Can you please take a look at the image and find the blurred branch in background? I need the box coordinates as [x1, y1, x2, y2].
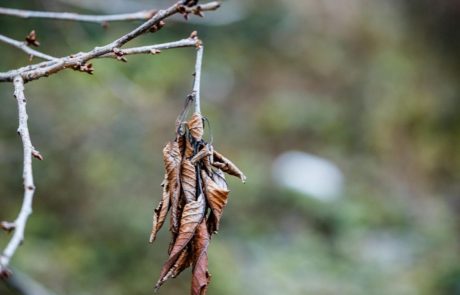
[3, 268, 57, 295]
[0, 0, 220, 281]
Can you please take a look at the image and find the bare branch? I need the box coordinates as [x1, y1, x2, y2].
[0, 76, 38, 277]
[0, 1, 220, 83]
[0, 7, 156, 24]
[101, 37, 198, 60]
[193, 45, 204, 114]
[0, 33, 57, 61]
[0, 2, 220, 24]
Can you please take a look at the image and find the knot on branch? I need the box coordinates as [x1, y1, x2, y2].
[72, 63, 93, 74]
[189, 31, 202, 48]
[149, 20, 165, 33]
[1, 221, 15, 233]
[32, 148, 43, 160]
[25, 30, 40, 47]
[112, 48, 127, 62]
[177, 4, 207, 20]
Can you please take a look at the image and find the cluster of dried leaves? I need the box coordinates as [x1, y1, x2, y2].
[150, 104, 245, 294]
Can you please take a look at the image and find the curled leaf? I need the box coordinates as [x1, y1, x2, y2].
[211, 169, 228, 190]
[149, 176, 170, 243]
[213, 150, 246, 183]
[157, 247, 193, 288]
[156, 194, 205, 289]
[181, 159, 197, 203]
[163, 141, 182, 233]
[191, 219, 211, 295]
[202, 170, 230, 231]
[190, 144, 212, 165]
[188, 112, 204, 142]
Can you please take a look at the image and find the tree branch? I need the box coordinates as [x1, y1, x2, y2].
[0, 76, 38, 277]
[0, 1, 220, 83]
[100, 37, 199, 59]
[0, 7, 157, 24]
[0, 2, 220, 24]
[193, 45, 204, 114]
[0, 34, 57, 61]
[0, 0, 217, 279]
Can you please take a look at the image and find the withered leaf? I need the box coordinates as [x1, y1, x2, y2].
[213, 150, 247, 183]
[201, 170, 229, 231]
[181, 159, 197, 203]
[149, 176, 170, 243]
[211, 168, 228, 190]
[191, 219, 211, 295]
[157, 246, 193, 289]
[190, 144, 212, 165]
[156, 194, 205, 289]
[184, 135, 195, 159]
[163, 141, 182, 233]
[188, 112, 204, 142]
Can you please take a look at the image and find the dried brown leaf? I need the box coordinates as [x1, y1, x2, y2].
[190, 144, 212, 165]
[184, 136, 195, 159]
[149, 176, 170, 243]
[188, 112, 204, 142]
[181, 159, 197, 203]
[163, 141, 182, 233]
[157, 246, 193, 288]
[191, 219, 211, 295]
[213, 150, 247, 183]
[202, 170, 230, 231]
[211, 169, 228, 190]
[156, 194, 205, 289]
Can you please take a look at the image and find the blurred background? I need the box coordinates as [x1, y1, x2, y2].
[1, 0, 460, 294]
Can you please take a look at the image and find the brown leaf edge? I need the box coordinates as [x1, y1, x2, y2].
[191, 219, 211, 295]
[149, 176, 171, 243]
[155, 194, 205, 290]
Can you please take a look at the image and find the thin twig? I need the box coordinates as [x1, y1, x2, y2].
[0, 2, 220, 24]
[0, 1, 220, 83]
[0, 7, 157, 24]
[100, 37, 199, 59]
[193, 45, 204, 114]
[0, 34, 57, 61]
[0, 76, 37, 276]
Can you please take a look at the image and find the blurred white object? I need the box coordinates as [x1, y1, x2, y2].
[272, 151, 343, 202]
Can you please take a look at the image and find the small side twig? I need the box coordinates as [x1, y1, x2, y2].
[101, 37, 199, 59]
[1, 76, 38, 277]
[0, 34, 57, 61]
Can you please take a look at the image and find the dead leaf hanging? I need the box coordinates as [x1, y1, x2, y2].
[155, 194, 205, 289]
[188, 112, 204, 142]
[149, 176, 171, 243]
[163, 141, 182, 233]
[201, 170, 230, 232]
[212, 150, 247, 183]
[150, 55, 245, 294]
[191, 219, 211, 295]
